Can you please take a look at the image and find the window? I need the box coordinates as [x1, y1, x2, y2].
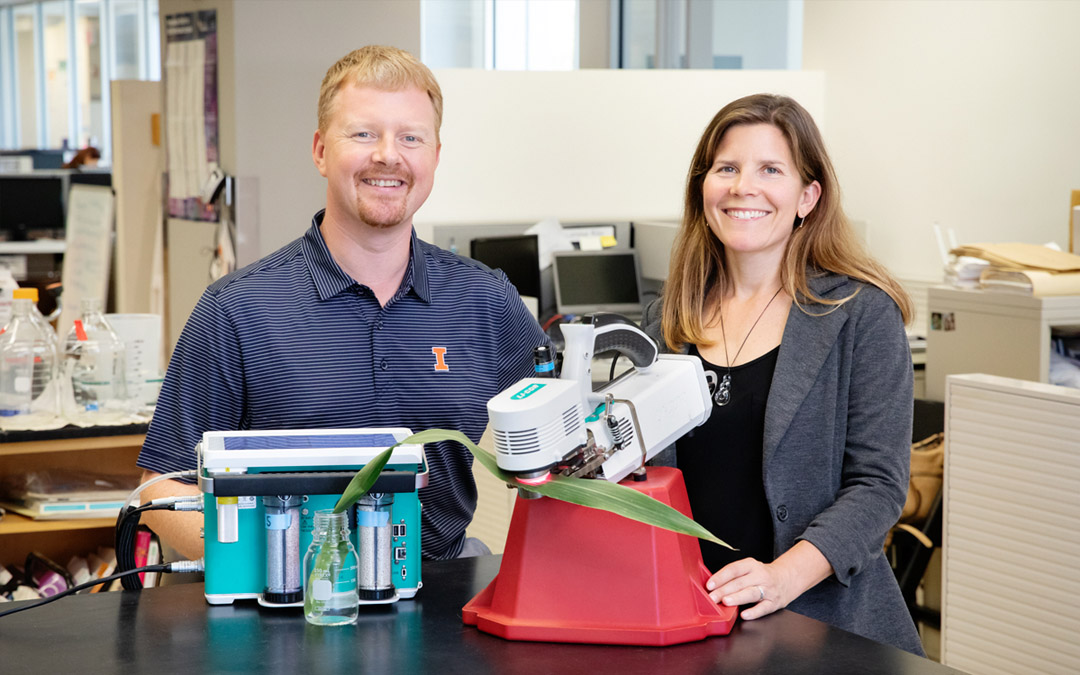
[710, 0, 800, 70]
[493, 0, 577, 70]
[112, 0, 141, 79]
[0, 0, 161, 160]
[422, 0, 578, 70]
[42, 0, 69, 148]
[75, 0, 103, 149]
[12, 3, 40, 148]
[0, 10, 12, 147]
[620, 0, 659, 69]
[618, 0, 802, 70]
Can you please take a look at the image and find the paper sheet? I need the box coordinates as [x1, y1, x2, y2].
[951, 242, 1080, 272]
[58, 185, 115, 338]
[525, 218, 575, 270]
[980, 267, 1080, 297]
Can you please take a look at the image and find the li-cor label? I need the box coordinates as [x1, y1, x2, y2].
[511, 383, 547, 400]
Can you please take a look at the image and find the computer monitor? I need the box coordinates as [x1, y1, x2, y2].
[0, 149, 64, 170]
[632, 220, 679, 281]
[470, 234, 541, 300]
[0, 175, 66, 240]
[69, 171, 112, 188]
[552, 249, 644, 317]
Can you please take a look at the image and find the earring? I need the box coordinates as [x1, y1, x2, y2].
[793, 214, 804, 230]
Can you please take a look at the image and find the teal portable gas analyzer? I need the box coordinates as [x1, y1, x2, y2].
[197, 428, 427, 606]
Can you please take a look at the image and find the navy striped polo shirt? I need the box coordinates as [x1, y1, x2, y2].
[138, 210, 550, 559]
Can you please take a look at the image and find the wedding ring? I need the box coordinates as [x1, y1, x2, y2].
[756, 585, 765, 602]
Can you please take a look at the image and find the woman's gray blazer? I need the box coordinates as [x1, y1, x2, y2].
[642, 272, 924, 656]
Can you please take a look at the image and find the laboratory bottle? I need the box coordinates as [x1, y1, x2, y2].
[303, 509, 360, 626]
[12, 288, 62, 413]
[62, 298, 128, 425]
[13, 288, 59, 346]
[0, 267, 17, 328]
[0, 298, 61, 429]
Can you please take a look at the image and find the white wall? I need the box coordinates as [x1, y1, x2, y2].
[231, 0, 421, 259]
[804, 0, 1080, 281]
[415, 68, 824, 241]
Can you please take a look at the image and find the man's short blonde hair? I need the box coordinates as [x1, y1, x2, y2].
[317, 45, 443, 139]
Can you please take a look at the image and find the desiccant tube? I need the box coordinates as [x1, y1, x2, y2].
[263, 495, 302, 604]
[216, 496, 239, 543]
[357, 493, 395, 601]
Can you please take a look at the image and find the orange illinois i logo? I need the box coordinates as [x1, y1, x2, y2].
[431, 347, 450, 372]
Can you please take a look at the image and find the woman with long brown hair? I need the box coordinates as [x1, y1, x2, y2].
[642, 94, 923, 655]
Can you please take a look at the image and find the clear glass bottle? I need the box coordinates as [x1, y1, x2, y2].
[0, 267, 18, 329]
[13, 288, 61, 418]
[303, 510, 359, 626]
[0, 298, 61, 429]
[62, 298, 128, 425]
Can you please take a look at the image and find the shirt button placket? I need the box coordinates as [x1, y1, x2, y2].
[374, 311, 388, 379]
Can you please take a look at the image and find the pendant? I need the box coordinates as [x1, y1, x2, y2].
[714, 373, 731, 406]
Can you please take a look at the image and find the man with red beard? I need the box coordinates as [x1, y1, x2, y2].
[137, 46, 548, 561]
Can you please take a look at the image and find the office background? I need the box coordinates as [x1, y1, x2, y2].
[150, 0, 1080, 287]
[3, 3, 1080, 670]
[4, 0, 1080, 310]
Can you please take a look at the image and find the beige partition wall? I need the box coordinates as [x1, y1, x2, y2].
[111, 80, 164, 315]
[942, 374, 1080, 674]
[165, 218, 216, 353]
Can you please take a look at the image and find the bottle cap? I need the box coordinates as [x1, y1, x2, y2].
[13, 288, 39, 303]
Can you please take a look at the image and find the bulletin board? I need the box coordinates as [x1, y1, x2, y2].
[163, 9, 219, 222]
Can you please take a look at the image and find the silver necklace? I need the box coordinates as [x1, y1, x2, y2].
[714, 286, 783, 406]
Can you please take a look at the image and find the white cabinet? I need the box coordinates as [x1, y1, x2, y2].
[941, 374, 1080, 674]
[925, 287, 1080, 401]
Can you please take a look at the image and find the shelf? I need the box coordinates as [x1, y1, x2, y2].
[0, 511, 116, 535]
[0, 423, 149, 450]
[0, 239, 66, 254]
[0, 433, 146, 457]
[0, 429, 147, 568]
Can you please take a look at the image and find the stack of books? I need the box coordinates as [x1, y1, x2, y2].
[0, 470, 139, 520]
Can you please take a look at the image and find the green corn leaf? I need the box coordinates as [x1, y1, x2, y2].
[399, 428, 733, 550]
[332, 445, 395, 513]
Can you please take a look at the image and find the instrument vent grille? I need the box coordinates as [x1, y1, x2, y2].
[493, 413, 569, 456]
[562, 405, 581, 436]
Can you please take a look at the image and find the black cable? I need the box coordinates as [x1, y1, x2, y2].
[115, 503, 171, 591]
[0, 564, 170, 619]
[609, 353, 622, 382]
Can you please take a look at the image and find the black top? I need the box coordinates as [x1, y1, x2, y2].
[678, 345, 778, 572]
[0, 556, 962, 674]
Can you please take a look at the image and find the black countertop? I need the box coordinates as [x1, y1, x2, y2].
[0, 555, 965, 675]
[0, 422, 149, 445]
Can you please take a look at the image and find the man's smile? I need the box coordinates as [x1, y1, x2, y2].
[362, 178, 406, 188]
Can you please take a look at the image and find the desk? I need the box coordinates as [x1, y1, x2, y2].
[1, 555, 962, 674]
